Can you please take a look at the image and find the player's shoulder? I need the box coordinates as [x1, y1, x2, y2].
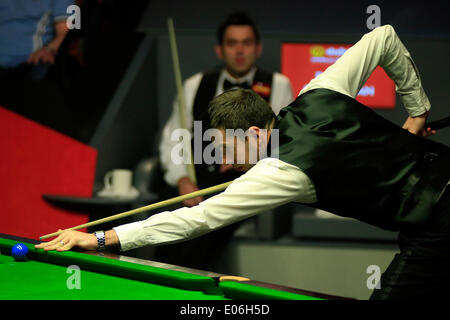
[376, 24, 394, 31]
[183, 72, 204, 89]
[369, 24, 396, 38]
[272, 72, 291, 85]
[184, 72, 204, 83]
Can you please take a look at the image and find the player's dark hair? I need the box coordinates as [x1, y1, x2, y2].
[217, 12, 260, 44]
[208, 89, 275, 131]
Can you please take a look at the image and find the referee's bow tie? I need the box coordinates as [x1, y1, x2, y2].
[223, 79, 251, 91]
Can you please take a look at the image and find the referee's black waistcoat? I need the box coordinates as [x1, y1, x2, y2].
[275, 88, 450, 232]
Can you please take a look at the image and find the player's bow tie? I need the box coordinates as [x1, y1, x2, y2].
[223, 79, 251, 91]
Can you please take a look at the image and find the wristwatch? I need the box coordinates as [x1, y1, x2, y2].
[93, 231, 106, 251]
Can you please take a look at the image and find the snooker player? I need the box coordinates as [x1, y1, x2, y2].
[36, 25, 450, 300]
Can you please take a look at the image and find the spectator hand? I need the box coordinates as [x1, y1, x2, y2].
[177, 177, 204, 207]
[27, 46, 56, 65]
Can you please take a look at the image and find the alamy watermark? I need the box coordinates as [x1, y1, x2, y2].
[66, 5, 81, 30]
[66, 265, 81, 290]
[366, 5, 381, 30]
[366, 265, 381, 290]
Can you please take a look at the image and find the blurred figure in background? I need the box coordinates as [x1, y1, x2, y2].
[156, 12, 293, 271]
[160, 11, 293, 206]
[0, 0, 73, 81]
[0, 0, 149, 143]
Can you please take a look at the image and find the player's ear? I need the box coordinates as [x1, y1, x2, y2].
[248, 126, 261, 138]
[215, 44, 224, 60]
[256, 42, 263, 58]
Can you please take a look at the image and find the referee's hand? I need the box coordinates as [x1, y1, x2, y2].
[177, 177, 204, 207]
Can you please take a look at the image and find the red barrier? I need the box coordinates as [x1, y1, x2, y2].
[0, 107, 97, 240]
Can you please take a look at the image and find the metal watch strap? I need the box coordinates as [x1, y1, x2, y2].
[94, 231, 106, 251]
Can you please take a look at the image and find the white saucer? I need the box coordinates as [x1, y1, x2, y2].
[97, 186, 140, 199]
[314, 209, 349, 219]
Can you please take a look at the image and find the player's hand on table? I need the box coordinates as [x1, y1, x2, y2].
[35, 229, 98, 252]
[177, 177, 204, 207]
[402, 112, 436, 137]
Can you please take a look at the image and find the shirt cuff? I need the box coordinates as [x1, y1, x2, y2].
[400, 85, 431, 117]
[113, 221, 152, 251]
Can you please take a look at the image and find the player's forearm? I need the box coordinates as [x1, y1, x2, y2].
[159, 105, 192, 187]
[377, 25, 430, 116]
[113, 159, 316, 251]
[159, 128, 190, 187]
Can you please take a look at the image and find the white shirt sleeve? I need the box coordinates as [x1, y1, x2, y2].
[113, 158, 316, 251]
[270, 72, 294, 115]
[300, 25, 430, 117]
[159, 73, 203, 187]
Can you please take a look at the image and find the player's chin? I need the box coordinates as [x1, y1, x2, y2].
[230, 64, 252, 77]
[234, 165, 251, 172]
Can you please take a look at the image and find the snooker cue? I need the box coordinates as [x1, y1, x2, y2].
[39, 115, 450, 241]
[167, 17, 197, 185]
[426, 116, 450, 130]
[39, 181, 233, 240]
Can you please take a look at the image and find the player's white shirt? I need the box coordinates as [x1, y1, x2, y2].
[159, 67, 294, 187]
[115, 25, 436, 251]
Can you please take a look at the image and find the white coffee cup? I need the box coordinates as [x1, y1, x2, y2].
[104, 169, 133, 196]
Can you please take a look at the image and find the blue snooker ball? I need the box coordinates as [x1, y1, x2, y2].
[11, 243, 28, 261]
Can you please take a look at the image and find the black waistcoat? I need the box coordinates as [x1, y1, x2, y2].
[275, 89, 450, 231]
[191, 67, 274, 189]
